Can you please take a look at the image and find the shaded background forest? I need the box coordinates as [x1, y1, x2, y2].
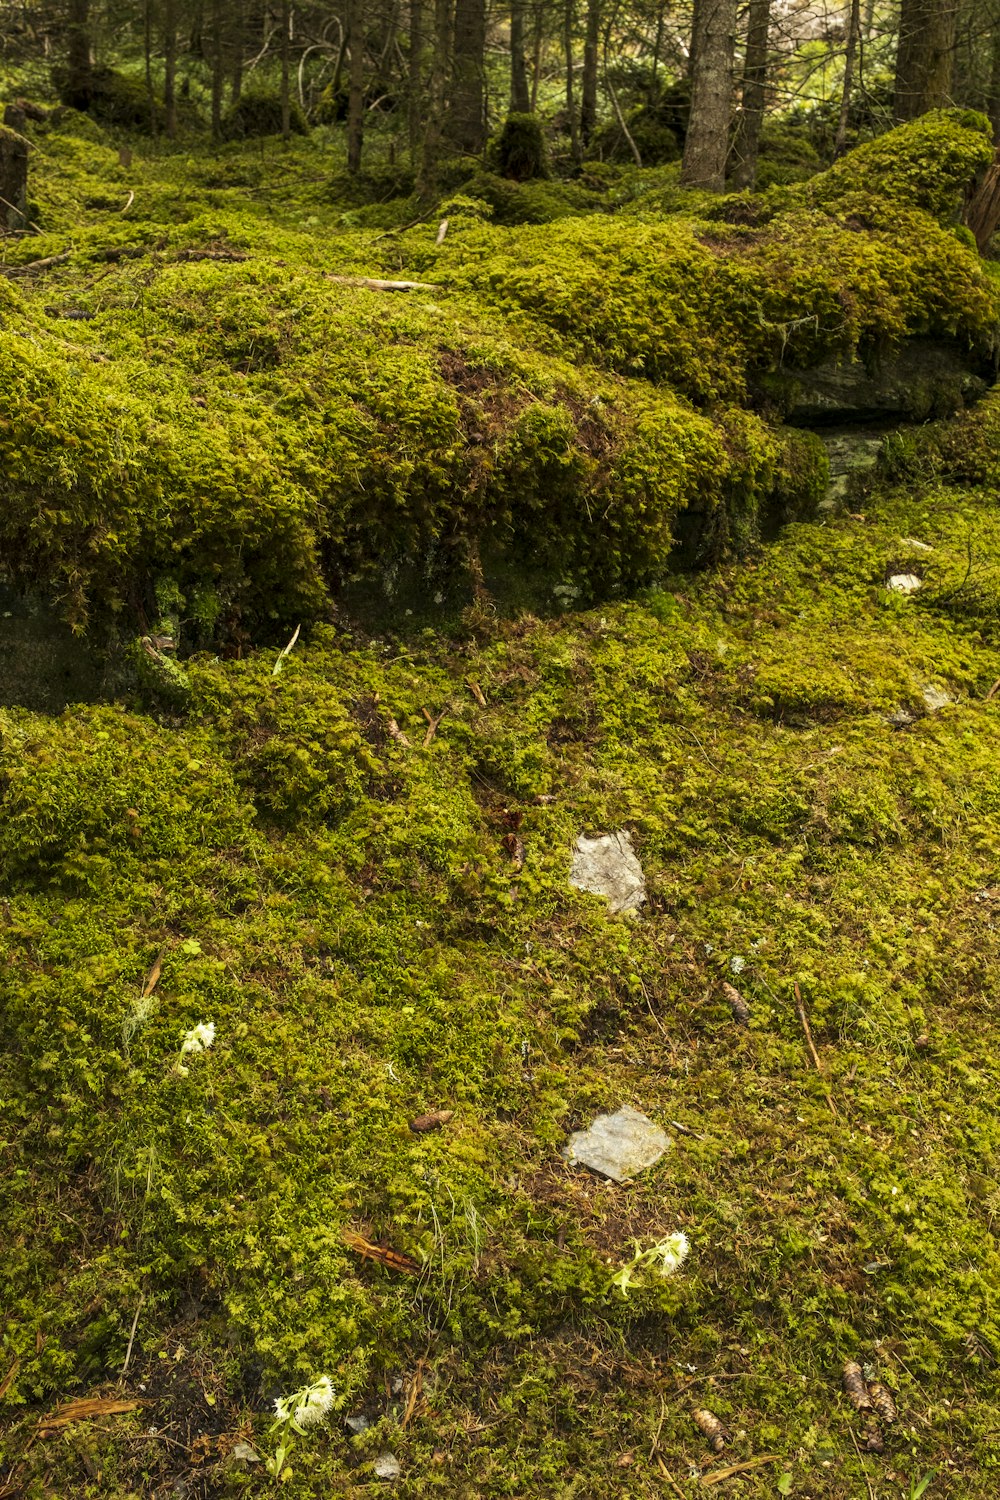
[2, 0, 999, 199]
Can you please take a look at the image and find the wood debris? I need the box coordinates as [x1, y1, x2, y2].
[501, 832, 525, 871]
[409, 1110, 454, 1133]
[692, 1407, 728, 1453]
[37, 1397, 143, 1434]
[342, 1228, 421, 1276]
[466, 679, 487, 707]
[141, 951, 164, 998]
[700, 1454, 781, 1486]
[326, 274, 439, 292]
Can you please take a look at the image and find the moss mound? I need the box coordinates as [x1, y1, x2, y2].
[220, 87, 309, 140]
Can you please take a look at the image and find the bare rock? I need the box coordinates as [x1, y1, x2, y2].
[569, 830, 645, 914]
[887, 573, 921, 595]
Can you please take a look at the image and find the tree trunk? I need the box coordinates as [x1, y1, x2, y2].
[989, 4, 1000, 145]
[231, 0, 244, 102]
[730, 0, 769, 189]
[681, 0, 737, 190]
[833, 0, 861, 157]
[893, 0, 956, 122]
[211, 0, 224, 139]
[144, 0, 158, 137]
[347, 0, 365, 171]
[564, 0, 582, 166]
[580, 0, 600, 145]
[510, 0, 531, 112]
[530, 2, 543, 110]
[280, 0, 291, 141]
[0, 125, 28, 230]
[66, 0, 92, 109]
[448, 0, 486, 153]
[409, 0, 424, 155]
[418, 0, 452, 194]
[164, 0, 178, 139]
[967, 147, 1000, 252]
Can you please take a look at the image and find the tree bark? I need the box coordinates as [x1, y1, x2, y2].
[580, 0, 600, 145]
[833, 0, 861, 157]
[893, 0, 956, 122]
[730, 0, 769, 189]
[211, 0, 224, 139]
[144, 0, 158, 136]
[347, 0, 365, 171]
[989, 3, 1000, 145]
[681, 0, 737, 191]
[280, 0, 291, 141]
[164, 0, 178, 138]
[409, 0, 424, 154]
[967, 147, 1000, 252]
[231, 0, 245, 102]
[0, 125, 29, 230]
[564, 0, 582, 166]
[448, 0, 486, 153]
[510, 0, 531, 111]
[418, 0, 451, 194]
[66, 0, 92, 109]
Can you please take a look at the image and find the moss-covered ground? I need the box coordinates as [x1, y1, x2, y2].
[2, 103, 1000, 1499]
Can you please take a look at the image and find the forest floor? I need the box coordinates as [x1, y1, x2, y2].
[2, 113, 1000, 1500]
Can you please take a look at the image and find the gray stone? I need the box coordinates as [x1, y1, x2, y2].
[569, 831, 646, 915]
[373, 1453, 402, 1480]
[886, 708, 914, 728]
[900, 537, 934, 554]
[887, 574, 921, 595]
[563, 1106, 670, 1183]
[345, 1414, 370, 1435]
[759, 339, 991, 426]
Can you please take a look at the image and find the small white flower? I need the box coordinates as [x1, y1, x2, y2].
[180, 1021, 216, 1056]
[655, 1231, 690, 1276]
[730, 955, 746, 975]
[273, 1375, 335, 1432]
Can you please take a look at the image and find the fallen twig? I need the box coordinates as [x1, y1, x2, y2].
[1, 249, 69, 276]
[121, 190, 135, 215]
[466, 679, 487, 708]
[656, 1454, 687, 1499]
[422, 705, 448, 746]
[387, 716, 411, 748]
[120, 1295, 144, 1377]
[794, 981, 838, 1115]
[700, 1454, 781, 1486]
[326, 273, 439, 292]
[986, 678, 1000, 701]
[0, 1359, 19, 1402]
[435, 218, 449, 245]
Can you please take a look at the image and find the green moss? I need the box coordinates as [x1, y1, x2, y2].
[808, 109, 994, 224]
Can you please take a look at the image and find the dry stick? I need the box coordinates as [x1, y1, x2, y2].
[656, 1454, 688, 1500]
[121, 190, 135, 214]
[794, 981, 838, 1116]
[986, 678, 1000, 701]
[1, 248, 69, 275]
[700, 1454, 781, 1486]
[326, 273, 439, 292]
[649, 1394, 667, 1460]
[120, 1295, 144, 1378]
[422, 706, 448, 747]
